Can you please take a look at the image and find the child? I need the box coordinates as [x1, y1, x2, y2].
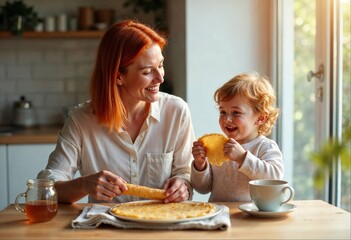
[191, 73, 284, 202]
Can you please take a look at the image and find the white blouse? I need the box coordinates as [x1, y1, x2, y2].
[38, 92, 195, 203]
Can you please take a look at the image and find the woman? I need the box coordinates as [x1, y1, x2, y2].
[37, 20, 195, 204]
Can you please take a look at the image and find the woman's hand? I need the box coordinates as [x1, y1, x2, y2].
[81, 170, 128, 201]
[224, 138, 247, 165]
[163, 177, 189, 203]
[192, 140, 208, 171]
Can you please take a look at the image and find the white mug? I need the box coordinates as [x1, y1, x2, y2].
[249, 179, 294, 212]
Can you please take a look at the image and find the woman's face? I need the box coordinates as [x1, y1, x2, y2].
[218, 95, 260, 144]
[118, 44, 164, 104]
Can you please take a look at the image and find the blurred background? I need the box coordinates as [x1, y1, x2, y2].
[0, 0, 349, 212]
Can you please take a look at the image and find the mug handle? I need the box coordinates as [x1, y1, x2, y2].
[15, 192, 26, 215]
[281, 186, 295, 205]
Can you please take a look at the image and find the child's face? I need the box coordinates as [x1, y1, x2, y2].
[218, 95, 260, 144]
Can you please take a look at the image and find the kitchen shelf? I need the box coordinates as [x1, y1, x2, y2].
[0, 31, 104, 39]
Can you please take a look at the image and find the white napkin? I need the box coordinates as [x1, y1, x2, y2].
[71, 204, 231, 230]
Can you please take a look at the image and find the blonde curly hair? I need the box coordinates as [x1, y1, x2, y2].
[214, 73, 279, 136]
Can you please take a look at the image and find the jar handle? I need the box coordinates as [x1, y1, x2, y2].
[15, 192, 26, 215]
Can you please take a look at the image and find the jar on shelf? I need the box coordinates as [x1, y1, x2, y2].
[78, 7, 94, 30]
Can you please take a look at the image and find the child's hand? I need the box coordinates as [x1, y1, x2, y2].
[192, 141, 207, 171]
[224, 138, 247, 165]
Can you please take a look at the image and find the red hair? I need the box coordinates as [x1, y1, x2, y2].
[89, 20, 167, 132]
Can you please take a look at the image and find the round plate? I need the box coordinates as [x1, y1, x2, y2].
[109, 200, 222, 224]
[238, 202, 297, 218]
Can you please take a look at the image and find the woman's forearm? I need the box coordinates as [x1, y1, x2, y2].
[54, 177, 87, 203]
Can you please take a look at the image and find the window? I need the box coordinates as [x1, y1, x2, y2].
[277, 0, 350, 211]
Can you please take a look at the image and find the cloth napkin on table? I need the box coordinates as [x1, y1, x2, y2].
[71, 204, 231, 231]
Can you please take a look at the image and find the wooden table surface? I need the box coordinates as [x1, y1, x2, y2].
[0, 125, 61, 144]
[0, 200, 349, 239]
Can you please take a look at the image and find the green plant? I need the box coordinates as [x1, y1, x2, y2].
[122, 0, 166, 30]
[310, 124, 351, 189]
[123, 0, 165, 13]
[0, 0, 39, 35]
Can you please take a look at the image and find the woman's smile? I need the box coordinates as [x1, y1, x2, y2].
[145, 85, 159, 92]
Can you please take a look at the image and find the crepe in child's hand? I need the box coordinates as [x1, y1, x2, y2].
[199, 133, 229, 166]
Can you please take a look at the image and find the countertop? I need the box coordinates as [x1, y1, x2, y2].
[0, 125, 62, 144]
[0, 200, 349, 239]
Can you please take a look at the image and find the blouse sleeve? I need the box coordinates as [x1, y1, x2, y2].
[37, 115, 81, 181]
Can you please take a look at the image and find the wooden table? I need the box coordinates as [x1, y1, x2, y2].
[0, 200, 349, 239]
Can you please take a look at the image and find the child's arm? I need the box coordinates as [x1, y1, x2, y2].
[238, 139, 284, 180]
[191, 140, 208, 171]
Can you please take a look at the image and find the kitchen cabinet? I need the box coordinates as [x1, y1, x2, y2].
[0, 143, 87, 210]
[7, 144, 56, 205]
[0, 145, 8, 211]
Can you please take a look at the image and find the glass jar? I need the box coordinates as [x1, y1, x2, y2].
[15, 179, 58, 222]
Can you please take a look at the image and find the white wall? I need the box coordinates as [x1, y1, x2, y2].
[169, 0, 273, 136]
[168, 0, 274, 201]
[0, 38, 98, 125]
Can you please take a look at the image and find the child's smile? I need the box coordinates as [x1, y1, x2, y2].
[219, 95, 260, 144]
[224, 124, 238, 134]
